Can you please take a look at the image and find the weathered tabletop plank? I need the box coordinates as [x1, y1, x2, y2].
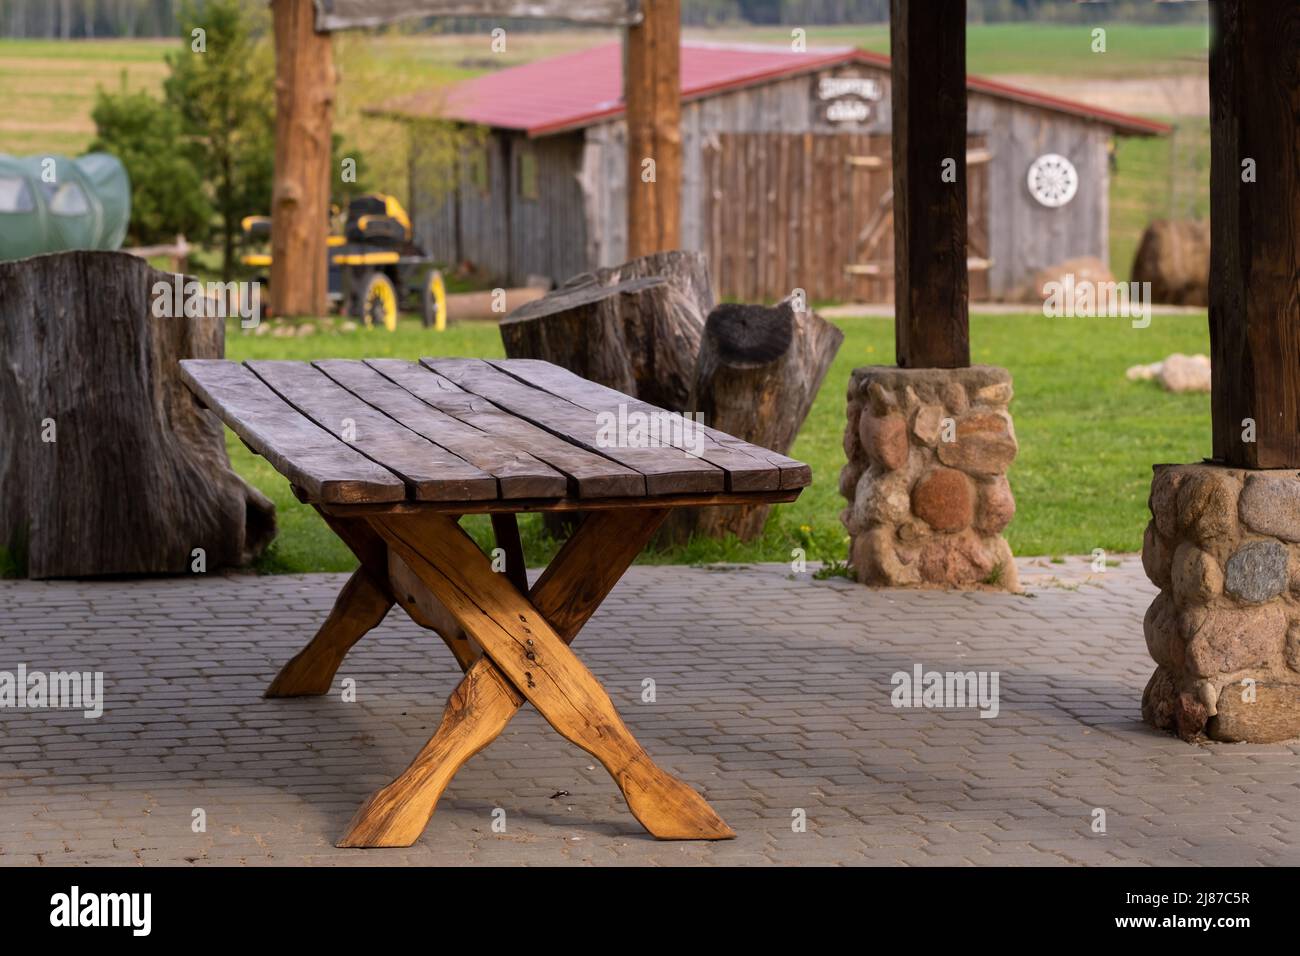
[366, 359, 644, 498]
[179, 359, 406, 503]
[489, 358, 787, 492]
[314, 359, 568, 500]
[426, 358, 726, 496]
[483, 361, 808, 489]
[246, 360, 498, 502]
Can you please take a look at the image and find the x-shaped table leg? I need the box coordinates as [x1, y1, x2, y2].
[264, 513, 396, 697]
[265, 509, 479, 696]
[336, 508, 734, 847]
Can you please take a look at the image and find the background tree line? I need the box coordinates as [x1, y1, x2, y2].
[0, 0, 1207, 38]
[2, 0, 178, 38]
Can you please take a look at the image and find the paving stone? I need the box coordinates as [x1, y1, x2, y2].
[1, 561, 1298, 865]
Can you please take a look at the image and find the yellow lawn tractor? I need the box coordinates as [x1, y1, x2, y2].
[241, 192, 446, 330]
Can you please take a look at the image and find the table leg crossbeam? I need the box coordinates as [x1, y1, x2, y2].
[266, 508, 734, 847]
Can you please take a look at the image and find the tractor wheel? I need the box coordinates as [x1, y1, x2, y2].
[422, 269, 447, 330]
[360, 272, 398, 332]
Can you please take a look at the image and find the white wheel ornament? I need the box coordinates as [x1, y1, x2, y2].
[1026, 153, 1078, 208]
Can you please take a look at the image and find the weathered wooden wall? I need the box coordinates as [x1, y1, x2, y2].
[701, 131, 989, 303]
[412, 131, 588, 286]
[413, 60, 1118, 301]
[411, 132, 508, 278]
[510, 133, 589, 282]
[586, 64, 1112, 301]
[968, 97, 1111, 298]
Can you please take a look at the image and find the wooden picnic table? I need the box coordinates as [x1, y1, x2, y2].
[180, 357, 810, 846]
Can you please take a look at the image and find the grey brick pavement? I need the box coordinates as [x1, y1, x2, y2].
[1, 555, 1297, 866]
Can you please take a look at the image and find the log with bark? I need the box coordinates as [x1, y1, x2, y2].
[660, 298, 843, 544]
[500, 250, 711, 411]
[0, 250, 276, 578]
[270, 0, 335, 317]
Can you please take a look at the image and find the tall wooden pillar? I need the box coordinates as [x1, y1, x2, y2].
[1208, 0, 1300, 468]
[889, 0, 969, 369]
[270, 0, 334, 318]
[625, 0, 681, 258]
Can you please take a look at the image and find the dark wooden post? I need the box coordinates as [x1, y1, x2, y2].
[625, 0, 681, 257]
[1208, 0, 1300, 468]
[270, 0, 335, 318]
[889, 0, 969, 368]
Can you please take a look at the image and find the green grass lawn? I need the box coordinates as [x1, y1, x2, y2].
[1111, 119, 1210, 282]
[225, 309, 1211, 573]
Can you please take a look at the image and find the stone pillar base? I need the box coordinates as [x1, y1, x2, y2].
[1141, 463, 1300, 743]
[839, 365, 1019, 591]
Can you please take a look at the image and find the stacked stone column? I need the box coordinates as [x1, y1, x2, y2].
[1142, 464, 1300, 742]
[840, 366, 1019, 591]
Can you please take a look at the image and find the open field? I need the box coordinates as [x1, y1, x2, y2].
[0, 25, 1207, 281]
[0, 31, 612, 156]
[223, 310, 1211, 573]
[0, 38, 171, 154]
[707, 21, 1208, 78]
[0, 22, 1211, 151]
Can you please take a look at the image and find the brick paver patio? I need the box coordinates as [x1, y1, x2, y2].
[2, 557, 1297, 866]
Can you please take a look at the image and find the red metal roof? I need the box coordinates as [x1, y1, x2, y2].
[377, 41, 1170, 138]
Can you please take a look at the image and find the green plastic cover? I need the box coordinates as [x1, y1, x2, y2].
[0, 153, 131, 261]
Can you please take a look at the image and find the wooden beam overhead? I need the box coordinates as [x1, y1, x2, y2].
[625, 0, 682, 258]
[312, 0, 643, 31]
[1208, 0, 1300, 468]
[889, 0, 970, 369]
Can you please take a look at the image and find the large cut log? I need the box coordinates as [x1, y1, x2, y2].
[499, 277, 647, 400]
[500, 250, 711, 412]
[568, 249, 715, 315]
[661, 299, 843, 544]
[0, 251, 276, 578]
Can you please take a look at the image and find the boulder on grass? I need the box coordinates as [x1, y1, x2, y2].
[1126, 353, 1211, 393]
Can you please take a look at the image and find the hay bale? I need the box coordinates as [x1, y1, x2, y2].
[1131, 219, 1210, 306]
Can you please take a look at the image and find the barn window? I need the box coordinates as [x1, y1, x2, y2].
[517, 149, 539, 201]
[467, 147, 489, 197]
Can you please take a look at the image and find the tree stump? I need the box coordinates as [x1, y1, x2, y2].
[574, 249, 715, 321]
[660, 299, 843, 544]
[500, 251, 713, 540]
[499, 277, 649, 399]
[501, 250, 711, 411]
[0, 251, 276, 578]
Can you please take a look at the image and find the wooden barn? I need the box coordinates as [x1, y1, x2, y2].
[377, 41, 1169, 302]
